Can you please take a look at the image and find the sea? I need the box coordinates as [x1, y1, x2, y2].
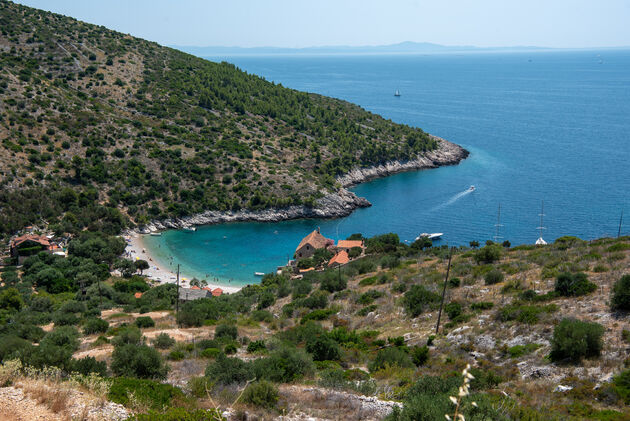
[143, 50, 630, 286]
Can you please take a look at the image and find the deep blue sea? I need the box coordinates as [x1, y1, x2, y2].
[144, 51, 630, 285]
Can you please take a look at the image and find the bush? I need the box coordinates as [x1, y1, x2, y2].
[550, 318, 604, 362]
[111, 344, 169, 379]
[214, 324, 237, 341]
[201, 348, 222, 359]
[555, 272, 597, 297]
[448, 277, 461, 288]
[444, 302, 462, 320]
[135, 316, 155, 328]
[613, 369, 630, 404]
[41, 326, 80, 351]
[368, 347, 413, 372]
[410, 346, 429, 366]
[108, 377, 187, 410]
[205, 353, 253, 385]
[83, 318, 109, 335]
[241, 380, 279, 409]
[152, 333, 176, 349]
[224, 343, 237, 355]
[474, 245, 502, 264]
[168, 350, 186, 361]
[470, 302, 494, 311]
[112, 326, 143, 346]
[403, 285, 440, 317]
[611, 275, 630, 311]
[484, 269, 504, 285]
[126, 408, 224, 421]
[320, 273, 347, 292]
[306, 335, 340, 361]
[69, 356, 107, 376]
[252, 346, 314, 382]
[247, 340, 266, 353]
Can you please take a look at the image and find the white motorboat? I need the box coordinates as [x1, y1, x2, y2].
[415, 232, 443, 241]
[254, 272, 265, 277]
[469, 185, 475, 191]
[184, 226, 196, 232]
[150, 232, 162, 236]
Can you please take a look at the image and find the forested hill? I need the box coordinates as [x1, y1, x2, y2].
[0, 1, 447, 236]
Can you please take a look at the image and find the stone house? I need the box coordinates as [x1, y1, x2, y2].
[295, 228, 334, 260]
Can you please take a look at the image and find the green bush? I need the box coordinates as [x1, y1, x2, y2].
[112, 326, 143, 346]
[410, 346, 429, 366]
[470, 302, 494, 311]
[109, 377, 187, 410]
[252, 346, 314, 382]
[555, 272, 597, 297]
[403, 285, 440, 317]
[214, 324, 237, 341]
[205, 353, 253, 385]
[111, 344, 169, 379]
[224, 343, 237, 355]
[368, 347, 413, 372]
[125, 408, 224, 421]
[550, 318, 604, 362]
[507, 343, 541, 358]
[611, 275, 630, 311]
[135, 316, 155, 328]
[152, 333, 176, 350]
[448, 277, 461, 288]
[306, 335, 340, 361]
[201, 348, 222, 359]
[357, 290, 385, 305]
[69, 356, 107, 376]
[613, 369, 630, 404]
[484, 269, 504, 285]
[241, 380, 279, 409]
[247, 340, 266, 353]
[83, 318, 109, 335]
[445, 302, 463, 320]
[474, 245, 502, 264]
[168, 350, 186, 361]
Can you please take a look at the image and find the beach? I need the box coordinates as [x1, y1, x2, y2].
[124, 233, 241, 294]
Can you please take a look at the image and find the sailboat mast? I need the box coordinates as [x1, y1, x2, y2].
[619, 210, 624, 238]
[494, 204, 503, 243]
[540, 201, 544, 239]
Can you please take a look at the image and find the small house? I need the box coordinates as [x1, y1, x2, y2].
[295, 228, 334, 260]
[336, 239, 364, 254]
[10, 234, 53, 264]
[328, 250, 349, 267]
[179, 288, 212, 301]
[211, 287, 223, 297]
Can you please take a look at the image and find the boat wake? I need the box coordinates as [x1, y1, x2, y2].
[428, 187, 475, 213]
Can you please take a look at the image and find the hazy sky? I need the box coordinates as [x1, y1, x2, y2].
[15, 0, 630, 48]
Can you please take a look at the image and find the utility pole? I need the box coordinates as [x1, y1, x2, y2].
[619, 210, 624, 238]
[435, 247, 454, 335]
[176, 264, 180, 326]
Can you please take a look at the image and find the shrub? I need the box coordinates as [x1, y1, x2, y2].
[108, 377, 187, 410]
[320, 273, 347, 292]
[470, 302, 494, 311]
[135, 316, 155, 328]
[611, 275, 630, 311]
[126, 408, 224, 421]
[168, 350, 186, 361]
[111, 344, 168, 379]
[241, 380, 279, 409]
[555, 272, 597, 297]
[368, 347, 413, 372]
[112, 326, 143, 346]
[484, 269, 504, 285]
[0, 335, 34, 362]
[251, 310, 274, 323]
[410, 346, 429, 366]
[214, 324, 237, 341]
[252, 346, 314, 382]
[357, 290, 384, 305]
[224, 343, 238, 355]
[445, 302, 463, 320]
[550, 318, 604, 362]
[201, 348, 222, 359]
[205, 354, 253, 385]
[507, 343, 541, 358]
[247, 340, 266, 354]
[69, 356, 107, 376]
[403, 285, 440, 317]
[41, 326, 80, 351]
[448, 277, 461, 288]
[152, 333, 176, 349]
[306, 335, 340, 361]
[474, 244, 502, 264]
[83, 318, 109, 335]
[613, 369, 630, 404]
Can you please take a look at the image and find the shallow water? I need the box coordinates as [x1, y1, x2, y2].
[144, 50, 630, 285]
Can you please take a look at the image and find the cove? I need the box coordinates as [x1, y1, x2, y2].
[143, 50, 630, 285]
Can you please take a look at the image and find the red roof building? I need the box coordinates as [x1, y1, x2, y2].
[295, 228, 334, 260]
[211, 288, 223, 297]
[328, 250, 349, 267]
[134, 292, 143, 299]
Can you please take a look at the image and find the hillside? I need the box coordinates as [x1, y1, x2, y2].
[0, 0, 466, 237]
[1, 232, 629, 420]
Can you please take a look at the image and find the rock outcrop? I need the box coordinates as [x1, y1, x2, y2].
[141, 137, 468, 232]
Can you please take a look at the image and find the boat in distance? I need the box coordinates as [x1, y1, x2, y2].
[254, 272, 265, 277]
[469, 185, 475, 191]
[149, 232, 162, 236]
[394, 89, 401, 97]
[415, 232, 443, 241]
[183, 226, 197, 232]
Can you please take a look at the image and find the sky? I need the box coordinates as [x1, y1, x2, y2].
[14, 0, 630, 49]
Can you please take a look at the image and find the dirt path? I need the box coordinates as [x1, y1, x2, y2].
[0, 386, 64, 421]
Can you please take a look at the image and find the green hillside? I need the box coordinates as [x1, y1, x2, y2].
[0, 0, 446, 236]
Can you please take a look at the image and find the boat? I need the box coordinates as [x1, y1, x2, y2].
[254, 272, 265, 277]
[535, 200, 547, 245]
[415, 232, 443, 241]
[149, 232, 162, 236]
[469, 185, 475, 191]
[183, 226, 196, 232]
[394, 89, 401, 97]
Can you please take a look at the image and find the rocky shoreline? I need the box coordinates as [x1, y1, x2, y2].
[140, 138, 468, 233]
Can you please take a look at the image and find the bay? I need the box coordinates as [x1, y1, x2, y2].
[144, 50, 630, 285]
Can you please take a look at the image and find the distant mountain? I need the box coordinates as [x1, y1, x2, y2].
[173, 41, 553, 57]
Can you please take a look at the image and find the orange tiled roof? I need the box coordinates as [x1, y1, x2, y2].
[328, 250, 349, 266]
[202, 287, 212, 291]
[190, 286, 200, 290]
[299, 267, 315, 273]
[337, 240, 363, 249]
[296, 230, 333, 252]
[211, 288, 223, 297]
[11, 234, 51, 248]
[134, 292, 143, 298]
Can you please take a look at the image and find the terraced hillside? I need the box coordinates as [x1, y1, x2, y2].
[0, 0, 466, 236]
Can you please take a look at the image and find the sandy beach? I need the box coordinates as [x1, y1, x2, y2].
[123, 233, 241, 294]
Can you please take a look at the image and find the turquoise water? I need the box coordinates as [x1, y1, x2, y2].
[144, 50, 630, 285]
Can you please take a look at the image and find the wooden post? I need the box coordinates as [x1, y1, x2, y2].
[435, 247, 454, 335]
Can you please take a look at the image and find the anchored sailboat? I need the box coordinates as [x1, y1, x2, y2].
[394, 88, 401, 97]
[536, 201, 547, 245]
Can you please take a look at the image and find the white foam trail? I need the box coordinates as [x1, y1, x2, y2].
[428, 188, 474, 213]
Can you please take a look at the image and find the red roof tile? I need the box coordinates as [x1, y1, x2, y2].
[296, 229, 334, 252]
[337, 240, 363, 249]
[328, 250, 349, 266]
[134, 292, 143, 299]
